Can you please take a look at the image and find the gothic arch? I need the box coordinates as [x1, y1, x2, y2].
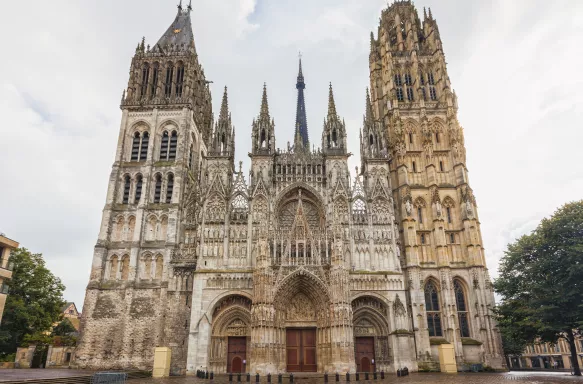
[129, 120, 151, 133]
[158, 119, 181, 133]
[274, 183, 325, 214]
[206, 292, 254, 322]
[274, 269, 331, 311]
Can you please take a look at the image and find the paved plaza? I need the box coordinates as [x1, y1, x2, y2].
[0, 368, 92, 381]
[135, 372, 582, 384]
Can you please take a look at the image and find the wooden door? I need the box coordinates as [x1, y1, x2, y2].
[355, 337, 375, 372]
[286, 328, 317, 372]
[227, 337, 246, 373]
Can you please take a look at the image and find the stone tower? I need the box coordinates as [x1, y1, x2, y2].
[368, 0, 504, 370]
[76, 2, 213, 373]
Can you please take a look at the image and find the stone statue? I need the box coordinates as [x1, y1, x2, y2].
[405, 199, 412, 216]
[436, 200, 442, 217]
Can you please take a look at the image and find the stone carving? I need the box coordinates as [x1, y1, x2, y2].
[286, 293, 316, 322]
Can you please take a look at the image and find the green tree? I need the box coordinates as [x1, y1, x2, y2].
[494, 201, 583, 375]
[0, 248, 66, 357]
[52, 318, 76, 337]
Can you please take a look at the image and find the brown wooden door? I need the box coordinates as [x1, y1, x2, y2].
[228, 337, 247, 373]
[355, 337, 375, 372]
[286, 328, 317, 372]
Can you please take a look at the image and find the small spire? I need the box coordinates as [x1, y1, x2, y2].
[365, 88, 373, 122]
[188, 0, 192, 11]
[327, 83, 337, 118]
[260, 83, 270, 120]
[178, 0, 183, 10]
[298, 52, 304, 79]
[239, 161, 243, 173]
[428, 7, 433, 19]
[423, 7, 427, 19]
[370, 31, 375, 48]
[219, 86, 229, 121]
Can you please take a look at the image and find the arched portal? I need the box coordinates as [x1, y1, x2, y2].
[271, 270, 331, 372]
[352, 296, 390, 372]
[209, 295, 252, 373]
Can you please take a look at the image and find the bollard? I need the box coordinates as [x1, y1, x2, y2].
[268, 373, 272, 383]
[336, 372, 340, 382]
[355, 373, 359, 382]
[247, 373, 251, 382]
[211, 372, 214, 380]
[206, 371, 209, 379]
[324, 372, 328, 383]
[278, 373, 282, 384]
[290, 373, 294, 384]
[405, 367, 409, 376]
[380, 371, 385, 380]
[238, 373, 242, 382]
[346, 372, 350, 382]
[229, 373, 233, 382]
[365, 372, 369, 381]
[397, 369, 401, 377]
[373, 371, 377, 380]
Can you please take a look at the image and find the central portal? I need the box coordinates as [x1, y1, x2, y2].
[286, 328, 317, 372]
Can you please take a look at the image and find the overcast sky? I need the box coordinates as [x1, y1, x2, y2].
[0, 0, 582, 310]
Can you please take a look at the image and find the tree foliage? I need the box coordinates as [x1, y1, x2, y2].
[0, 248, 66, 357]
[52, 318, 77, 337]
[494, 201, 583, 375]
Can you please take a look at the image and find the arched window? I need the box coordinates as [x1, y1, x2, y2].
[175, 63, 185, 97]
[164, 63, 174, 97]
[454, 280, 470, 337]
[332, 129, 338, 146]
[140, 63, 150, 97]
[134, 175, 143, 203]
[395, 74, 404, 101]
[166, 174, 174, 203]
[122, 175, 131, 204]
[435, 132, 440, 143]
[369, 134, 374, 146]
[425, 281, 442, 336]
[155, 255, 163, 279]
[154, 174, 162, 203]
[188, 144, 194, 168]
[260, 129, 266, 148]
[151, 63, 159, 97]
[169, 131, 177, 160]
[120, 255, 130, 281]
[109, 255, 119, 279]
[412, 161, 417, 172]
[409, 132, 413, 144]
[160, 131, 169, 159]
[131, 132, 141, 161]
[142, 255, 152, 279]
[139, 132, 149, 161]
[439, 161, 444, 172]
[417, 207, 423, 223]
[446, 207, 452, 223]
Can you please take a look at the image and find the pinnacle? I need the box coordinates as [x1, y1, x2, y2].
[327, 83, 337, 119]
[219, 86, 229, 121]
[259, 83, 270, 120]
[365, 88, 373, 122]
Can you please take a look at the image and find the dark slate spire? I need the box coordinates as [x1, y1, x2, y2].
[154, 3, 195, 53]
[294, 56, 309, 149]
[219, 86, 229, 122]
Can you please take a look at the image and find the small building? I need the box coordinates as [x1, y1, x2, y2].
[0, 233, 18, 325]
[61, 302, 81, 331]
[509, 337, 583, 370]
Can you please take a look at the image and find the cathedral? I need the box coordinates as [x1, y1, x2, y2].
[76, 1, 504, 375]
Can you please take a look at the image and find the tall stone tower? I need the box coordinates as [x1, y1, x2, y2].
[76, 2, 213, 374]
[368, 0, 504, 369]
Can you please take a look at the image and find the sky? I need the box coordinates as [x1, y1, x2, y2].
[0, 0, 582, 310]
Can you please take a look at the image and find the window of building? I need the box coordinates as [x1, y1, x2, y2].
[439, 161, 444, 172]
[135, 175, 143, 203]
[122, 175, 131, 204]
[131, 132, 141, 161]
[428, 72, 435, 85]
[166, 174, 174, 203]
[446, 207, 452, 223]
[151, 64, 159, 97]
[421, 233, 426, 244]
[160, 130, 178, 161]
[405, 73, 412, 86]
[395, 74, 402, 87]
[396, 88, 404, 101]
[430, 87, 437, 101]
[412, 161, 417, 172]
[169, 131, 177, 160]
[418, 207, 423, 223]
[139, 132, 149, 161]
[409, 132, 413, 144]
[154, 174, 162, 203]
[175, 63, 185, 97]
[420, 72, 425, 86]
[435, 132, 440, 143]
[450, 233, 455, 244]
[160, 131, 169, 159]
[140, 63, 150, 97]
[425, 281, 442, 337]
[406, 87, 414, 101]
[421, 88, 427, 101]
[164, 64, 174, 97]
[454, 280, 470, 337]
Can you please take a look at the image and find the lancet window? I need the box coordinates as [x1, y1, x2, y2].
[134, 174, 143, 203]
[166, 174, 174, 203]
[160, 130, 178, 161]
[140, 63, 150, 97]
[454, 280, 470, 337]
[175, 62, 185, 97]
[425, 281, 442, 337]
[131, 131, 149, 162]
[122, 175, 131, 204]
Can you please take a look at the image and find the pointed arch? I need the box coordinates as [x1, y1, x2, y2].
[453, 278, 471, 337]
[424, 278, 442, 337]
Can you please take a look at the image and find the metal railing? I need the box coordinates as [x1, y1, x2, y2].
[91, 372, 128, 384]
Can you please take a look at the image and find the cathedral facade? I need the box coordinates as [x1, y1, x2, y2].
[76, 1, 504, 375]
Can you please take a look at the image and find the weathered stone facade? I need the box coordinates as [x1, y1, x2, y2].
[76, 1, 504, 375]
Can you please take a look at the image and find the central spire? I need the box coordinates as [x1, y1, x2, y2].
[294, 55, 309, 150]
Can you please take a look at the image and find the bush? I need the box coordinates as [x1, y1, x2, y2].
[0, 353, 16, 362]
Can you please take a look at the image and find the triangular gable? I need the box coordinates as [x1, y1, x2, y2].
[252, 177, 268, 198]
[371, 177, 390, 200]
